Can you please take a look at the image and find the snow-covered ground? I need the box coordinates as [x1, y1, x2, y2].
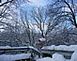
[70, 51, 77, 61]
[0, 53, 31, 61]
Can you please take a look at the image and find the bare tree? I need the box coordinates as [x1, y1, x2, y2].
[0, 0, 30, 46]
[48, 0, 77, 28]
[0, 0, 14, 7]
[30, 7, 65, 46]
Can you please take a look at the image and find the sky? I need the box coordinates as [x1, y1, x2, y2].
[28, 0, 47, 7]
[0, 0, 49, 7]
[0, 0, 77, 32]
[28, 0, 54, 7]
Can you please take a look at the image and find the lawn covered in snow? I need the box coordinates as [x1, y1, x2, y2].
[0, 53, 31, 61]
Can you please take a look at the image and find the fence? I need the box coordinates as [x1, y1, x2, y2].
[0, 46, 40, 61]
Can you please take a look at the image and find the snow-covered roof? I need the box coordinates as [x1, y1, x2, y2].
[42, 45, 77, 51]
[0, 53, 31, 61]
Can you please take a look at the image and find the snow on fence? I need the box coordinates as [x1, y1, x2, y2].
[0, 45, 77, 61]
[42, 45, 77, 51]
[0, 46, 41, 61]
[36, 53, 66, 61]
[41, 45, 77, 59]
[36, 45, 77, 61]
[36, 51, 77, 61]
[0, 46, 40, 54]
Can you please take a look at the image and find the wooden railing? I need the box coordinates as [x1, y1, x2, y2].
[0, 46, 74, 60]
[41, 49, 74, 59]
[0, 0, 1, 3]
[0, 46, 41, 61]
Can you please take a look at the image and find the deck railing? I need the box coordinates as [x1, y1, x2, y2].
[0, 46, 41, 61]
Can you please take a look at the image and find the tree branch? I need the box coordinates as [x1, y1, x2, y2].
[0, 0, 14, 7]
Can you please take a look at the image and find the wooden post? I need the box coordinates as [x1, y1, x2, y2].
[0, 0, 1, 3]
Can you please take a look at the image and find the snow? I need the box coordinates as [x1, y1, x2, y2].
[70, 50, 77, 61]
[66, 60, 70, 61]
[39, 38, 46, 42]
[0, 46, 40, 61]
[36, 53, 65, 61]
[42, 45, 77, 51]
[0, 46, 11, 48]
[1, 45, 77, 61]
[36, 57, 53, 61]
[0, 46, 40, 53]
[41, 45, 77, 61]
[0, 53, 31, 61]
[52, 53, 65, 61]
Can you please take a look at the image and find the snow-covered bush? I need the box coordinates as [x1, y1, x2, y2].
[70, 50, 77, 61]
[52, 53, 65, 61]
[36, 53, 66, 61]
